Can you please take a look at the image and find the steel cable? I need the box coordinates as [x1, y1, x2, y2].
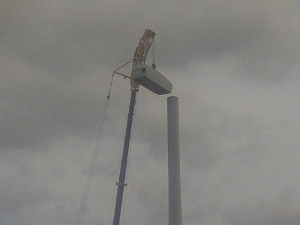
[76, 74, 114, 225]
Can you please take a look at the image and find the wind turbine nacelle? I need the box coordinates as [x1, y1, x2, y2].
[132, 65, 172, 95]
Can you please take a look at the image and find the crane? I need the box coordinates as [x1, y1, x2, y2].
[131, 29, 156, 90]
[112, 29, 155, 225]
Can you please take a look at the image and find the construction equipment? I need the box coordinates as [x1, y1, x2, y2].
[130, 29, 156, 91]
[132, 65, 172, 95]
[112, 29, 156, 225]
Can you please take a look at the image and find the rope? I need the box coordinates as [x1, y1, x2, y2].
[76, 73, 115, 225]
[153, 37, 155, 65]
[151, 38, 156, 69]
[114, 59, 133, 73]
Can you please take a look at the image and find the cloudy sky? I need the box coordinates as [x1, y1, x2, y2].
[1, 0, 300, 224]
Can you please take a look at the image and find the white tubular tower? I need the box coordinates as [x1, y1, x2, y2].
[167, 96, 182, 225]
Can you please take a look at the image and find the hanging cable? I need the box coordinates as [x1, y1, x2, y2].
[76, 73, 115, 225]
[151, 37, 156, 69]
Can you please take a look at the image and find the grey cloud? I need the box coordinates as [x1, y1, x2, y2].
[223, 192, 300, 225]
[1, 0, 300, 224]
[0, 59, 109, 148]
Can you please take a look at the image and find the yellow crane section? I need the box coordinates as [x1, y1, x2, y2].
[131, 29, 156, 91]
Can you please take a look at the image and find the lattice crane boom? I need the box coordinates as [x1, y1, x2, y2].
[132, 29, 156, 69]
[131, 29, 156, 91]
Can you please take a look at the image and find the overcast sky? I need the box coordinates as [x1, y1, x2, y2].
[1, 0, 300, 224]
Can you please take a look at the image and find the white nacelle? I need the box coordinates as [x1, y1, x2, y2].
[132, 65, 172, 95]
